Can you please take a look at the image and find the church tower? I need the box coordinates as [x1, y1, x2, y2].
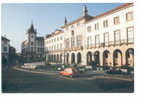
[27, 22, 37, 46]
[64, 17, 67, 25]
[83, 5, 88, 16]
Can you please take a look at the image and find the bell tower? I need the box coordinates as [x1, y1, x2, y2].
[83, 5, 88, 16]
[64, 17, 67, 25]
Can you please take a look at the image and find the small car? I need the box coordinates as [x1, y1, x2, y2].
[120, 65, 134, 75]
[85, 65, 93, 71]
[60, 67, 78, 77]
[77, 66, 86, 73]
[106, 67, 122, 74]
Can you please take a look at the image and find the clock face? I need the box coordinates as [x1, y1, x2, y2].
[30, 35, 34, 41]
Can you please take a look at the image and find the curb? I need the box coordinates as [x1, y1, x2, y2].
[13, 67, 59, 76]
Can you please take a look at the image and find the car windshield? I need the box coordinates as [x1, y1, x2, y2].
[65, 68, 73, 73]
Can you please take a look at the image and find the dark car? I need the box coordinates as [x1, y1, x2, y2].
[120, 65, 134, 75]
[102, 66, 111, 71]
[77, 66, 86, 73]
[106, 67, 122, 74]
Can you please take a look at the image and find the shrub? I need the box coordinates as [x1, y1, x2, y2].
[45, 61, 50, 66]
[64, 64, 68, 68]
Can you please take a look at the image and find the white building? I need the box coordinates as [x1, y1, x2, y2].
[45, 29, 64, 63]
[85, 3, 134, 67]
[2, 36, 10, 56]
[45, 3, 134, 67]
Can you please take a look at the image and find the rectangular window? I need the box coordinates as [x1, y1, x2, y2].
[76, 35, 81, 47]
[87, 37, 89, 48]
[127, 27, 134, 43]
[60, 36, 62, 40]
[3, 47, 7, 52]
[54, 45, 56, 50]
[89, 36, 92, 46]
[87, 26, 91, 32]
[103, 20, 108, 28]
[104, 32, 109, 46]
[71, 37, 75, 48]
[126, 12, 133, 21]
[65, 39, 69, 48]
[60, 44, 62, 50]
[57, 44, 59, 50]
[114, 30, 120, 45]
[37, 48, 39, 52]
[114, 16, 120, 25]
[95, 35, 100, 47]
[95, 23, 99, 30]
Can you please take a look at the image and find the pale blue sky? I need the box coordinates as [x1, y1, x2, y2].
[1, 3, 123, 52]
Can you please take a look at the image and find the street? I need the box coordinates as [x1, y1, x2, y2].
[2, 67, 134, 93]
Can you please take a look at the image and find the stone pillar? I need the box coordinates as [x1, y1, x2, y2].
[107, 53, 111, 66]
[62, 53, 65, 64]
[92, 52, 95, 61]
[100, 52, 103, 66]
[75, 53, 77, 64]
[118, 53, 122, 66]
[82, 51, 86, 65]
[122, 51, 126, 65]
[110, 51, 113, 67]
[130, 54, 134, 67]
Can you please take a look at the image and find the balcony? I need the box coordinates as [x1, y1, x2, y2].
[85, 39, 134, 49]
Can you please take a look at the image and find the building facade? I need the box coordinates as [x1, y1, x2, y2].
[45, 29, 64, 64]
[45, 3, 134, 67]
[21, 23, 44, 62]
[2, 36, 10, 65]
[2, 36, 10, 56]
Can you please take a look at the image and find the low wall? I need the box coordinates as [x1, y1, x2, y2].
[21, 62, 45, 69]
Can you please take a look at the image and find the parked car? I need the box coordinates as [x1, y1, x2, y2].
[102, 66, 111, 71]
[60, 67, 78, 77]
[77, 66, 86, 73]
[106, 67, 122, 74]
[85, 65, 93, 71]
[120, 65, 134, 75]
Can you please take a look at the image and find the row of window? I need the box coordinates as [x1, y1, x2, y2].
[65, 35, 82, 48]
[46, 36, 63, 44]
[46, 43, 63, 51]
[87, 11, 133, 32]
[2, 46, 8, 52]
[30, 41, 44, 46]
[22, 47, 44, 53]
[87, 27, 134, 47]
[65, 22, 81, 30]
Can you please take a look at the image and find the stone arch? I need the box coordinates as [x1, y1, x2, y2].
[52, 54, 54, 62]
[77, 52, 81, 64]
[126, 48, 134, 67]
[87, 51, 92, 65]
[51, 55, 53, 62]
[71, 53, 75, 64]
[103, 50, 110, 66]
[48, 55, 51, 62]
[54, 55, 56, 63]
[60, 54, 62, 63]
[57, 54, 59, 63]
[94, 51, 100, 66]
[113, 49, 122, 67]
